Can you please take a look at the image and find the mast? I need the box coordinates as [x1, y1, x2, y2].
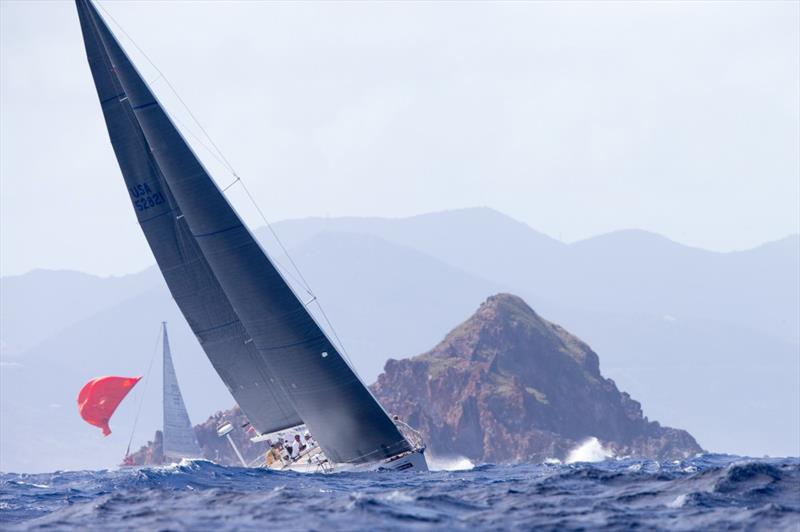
[161, 322, 203, 459]
[75, 0, 302, 436]
[76, 0, 410, 464]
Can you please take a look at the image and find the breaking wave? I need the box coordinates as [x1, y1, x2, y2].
[426, 454, 475, 471]
[1, 455, 797, 530]
[565, 436, 614, 464]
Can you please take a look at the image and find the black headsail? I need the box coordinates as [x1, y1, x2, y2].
[75, 0, 301, 435]
[76, 0, 410, 463]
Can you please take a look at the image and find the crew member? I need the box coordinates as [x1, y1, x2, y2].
[291, 434, 306, 459]
[264, 439, 278, 466]
[283, 436, 293, 457]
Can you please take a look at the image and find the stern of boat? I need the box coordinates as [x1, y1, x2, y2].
[380, 447, 428, 472]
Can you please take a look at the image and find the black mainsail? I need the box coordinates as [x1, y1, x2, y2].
[161, 323, 203, 459]
[76, 0, 411, 464]
[75, 1, 302, 437]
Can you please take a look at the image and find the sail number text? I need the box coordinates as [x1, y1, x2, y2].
[129, 182, 165, 212]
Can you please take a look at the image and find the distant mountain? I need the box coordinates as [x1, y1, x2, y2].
[0, 268, 160, 356]
[1, 208, 797, 472]
[267, 208, 799, 346]
[371, 294, 702, 462]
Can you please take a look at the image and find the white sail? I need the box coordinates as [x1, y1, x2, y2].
[161, 323, 203, 459]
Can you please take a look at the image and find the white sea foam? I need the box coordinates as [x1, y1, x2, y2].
[17, 482, 49, 489]
[668, 494, 687, 508]
[427, 454, 475, 471]
[384, 490, 414, 502]
[565, 437, 614, 464]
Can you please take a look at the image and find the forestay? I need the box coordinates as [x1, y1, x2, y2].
[76, 0, 302, 435]
[76, 0, 411, 464]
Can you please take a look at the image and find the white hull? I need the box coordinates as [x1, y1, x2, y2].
[353, 448, 429, 473]
[267, 448, 429, 474]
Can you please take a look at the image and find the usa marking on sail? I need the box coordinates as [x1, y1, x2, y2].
[128, 182, 165, 211]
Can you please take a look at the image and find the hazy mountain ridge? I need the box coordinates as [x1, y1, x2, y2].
[1, 208, 797, 472]
[266, 208, 799, 346]
[0, 268, 161, 357]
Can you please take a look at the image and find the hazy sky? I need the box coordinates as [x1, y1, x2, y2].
[1, 0, 798, 277]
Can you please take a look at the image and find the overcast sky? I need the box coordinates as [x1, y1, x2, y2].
[1, 0, 798, 277]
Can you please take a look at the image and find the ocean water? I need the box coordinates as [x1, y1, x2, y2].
[1, 454, 798, 530]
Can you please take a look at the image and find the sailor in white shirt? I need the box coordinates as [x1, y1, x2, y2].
[290, 434, 303, 459]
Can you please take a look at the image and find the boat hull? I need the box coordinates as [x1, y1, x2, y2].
[375, 448, 429, 472]
[270, 448, 429, 474]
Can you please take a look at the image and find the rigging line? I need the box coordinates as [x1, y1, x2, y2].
[169, 112, 237, 177]
[125, 322, 162, 458]
[95, 1, 312, 297]
[312, 299, 362, 381]
[270, 255, 314, 299]
[92, 1, 370, 417]
[93, 1, 235, 180]
[97, 0, 357, 377]
[222, 176, 241, 192]
[238, 179, 315, 296]
[238, 177, 363, 380]
[94, 1, 237, 177]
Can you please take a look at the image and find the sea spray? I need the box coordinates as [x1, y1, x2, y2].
[426, 454, 475, 471]
[565, 437, 614, 464]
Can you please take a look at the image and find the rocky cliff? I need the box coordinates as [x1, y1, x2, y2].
[131, 293, 701, 465]
[370, 294, 702, 463]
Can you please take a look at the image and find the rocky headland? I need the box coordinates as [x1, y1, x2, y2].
[370, 294, 702, 463]
[131, 293, 701, 465]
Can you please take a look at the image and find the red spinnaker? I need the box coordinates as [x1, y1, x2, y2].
[77, 376, 141, 436]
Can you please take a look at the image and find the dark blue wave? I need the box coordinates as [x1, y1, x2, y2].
[1, 455, 798, 530]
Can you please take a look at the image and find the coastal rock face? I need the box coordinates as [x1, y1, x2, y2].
[370, 294, 702, 463]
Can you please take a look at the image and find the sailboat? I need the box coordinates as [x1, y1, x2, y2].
[76, 0, 428, 473]
[160, 322, 203, 462]
[122, 322, 202, 466]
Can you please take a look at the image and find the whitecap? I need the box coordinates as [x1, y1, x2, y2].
[668, 494, 687, 508]
[384, 490, 414, 502]
[565, 437, 614, 464]
[17, 481, 49, 488]
[427, 454, 475, 471]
